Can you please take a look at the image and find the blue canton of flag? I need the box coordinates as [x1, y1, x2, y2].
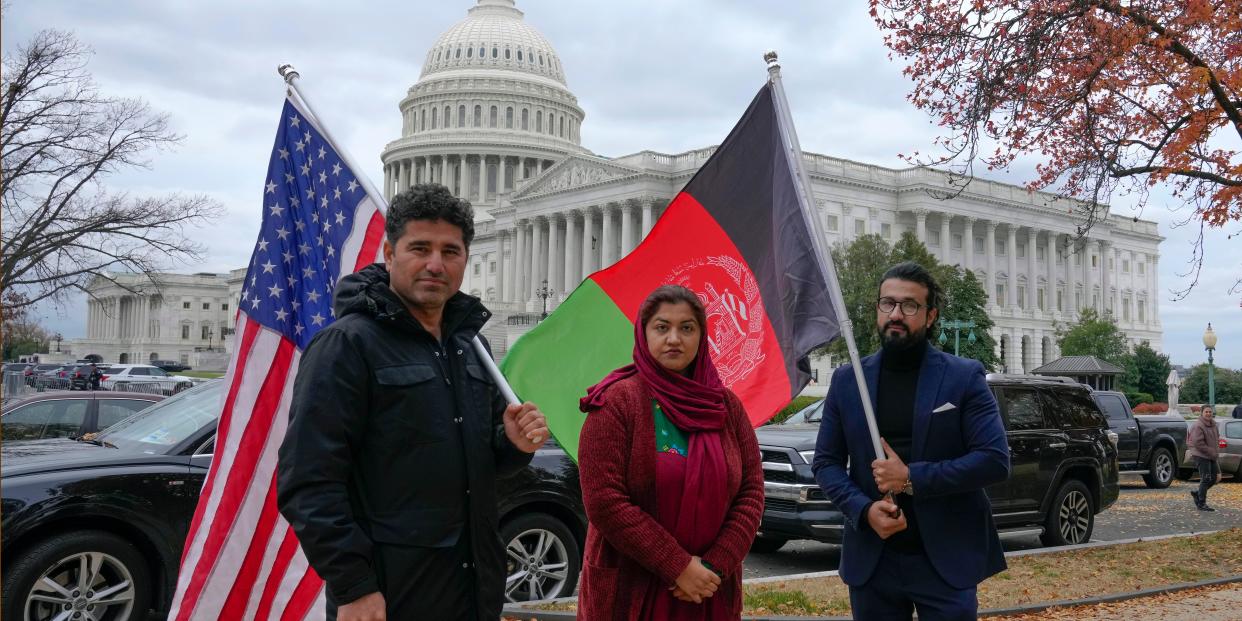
[241, 101, 367, 349]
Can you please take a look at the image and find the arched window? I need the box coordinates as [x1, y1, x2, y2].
[443, 105, 450, 127]
[466, 46, 473, 58]
[458, 105, 466, 127]
[548, 113, 555, 134]
[420, 108, 426, 131]
[489, 105, 498, 128]
[455, 46, 461, 58]
[538, 53, 544, 66]
[478, 46, 485, 58]
[535, 110, 542, 133]
[473, 105, 482, 126]
[521, 108, 529, 130]
[492, 47, 498, 58]
[431, 107, 438, 129]
[559, 116, 565, 137]
[504, 47, 511, 60]
[506, 107, 514, 129]
[517, 50, 523, 61]
[436, 50, 442, 61]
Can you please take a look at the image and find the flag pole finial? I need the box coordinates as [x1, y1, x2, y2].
[277, 64, 300, 84]
[764, 51, 781, 81]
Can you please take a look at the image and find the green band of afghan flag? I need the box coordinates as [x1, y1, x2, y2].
[501, 83, 840, 462]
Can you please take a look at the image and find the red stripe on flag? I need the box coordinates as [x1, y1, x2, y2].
[280, 567, 325, 621]
[217, 471, 281, 619]
[174, 336, 297, 621]
[353, 210, 385, 272]
[254, 527, 302, 621]
[179, 316, 262, 567]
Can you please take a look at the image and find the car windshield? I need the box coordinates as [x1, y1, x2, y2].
[96, 381, 222, 453]
[782, 399, 825, 425]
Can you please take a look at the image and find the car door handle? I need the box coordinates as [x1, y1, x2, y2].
[1127, 427, 1137, 431]
[1047, 442, 1067, 449]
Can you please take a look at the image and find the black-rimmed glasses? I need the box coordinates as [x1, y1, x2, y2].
[877, 297, 925, 316]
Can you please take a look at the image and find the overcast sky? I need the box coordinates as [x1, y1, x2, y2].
[5, 0, 1238, 368]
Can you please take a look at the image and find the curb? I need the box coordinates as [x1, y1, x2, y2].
[503, 575, 1242, 620]
[501, 532, 1235, 620]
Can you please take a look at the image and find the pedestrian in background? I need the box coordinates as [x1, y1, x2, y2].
[1188, 405, 1220, 511]
[1230, 403, 1242, 419]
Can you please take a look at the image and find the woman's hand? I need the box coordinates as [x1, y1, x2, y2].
[672, 556, 720, 603]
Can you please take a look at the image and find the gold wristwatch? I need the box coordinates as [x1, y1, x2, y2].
[900, 478, 914, 495]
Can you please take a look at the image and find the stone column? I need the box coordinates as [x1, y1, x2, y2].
[1046, 232, 1058, 312]
[458, 154, 468, 198]
[537, 160, 544, 176]
[547, 215, 561, 293]
[915, 209, 928, 244]
[600, 204, 615, 268]
[620, 203, 635, 255]
[1027, 228, 1037, 310]
[1084, 237, 1095, 313]
[489, 233, 499, 301]
[422, 157, 431, 185]
[504, 230, 517, 303]
[985, 221, 998, 306]
[477, 155, 487, 202]
[1151, 253, 1160, 326]
[962, 217, 975, 272]
[582, 208, 596, 276]
[397, 160, 408, 193]
[530, 218, 544, 301]
[1006, 225, 1018, 308]
[940, 214, 952, 263]
[517, 158, 527, 182]
[514, 221, 527, 302]
[642, 200, 655, 237]
[498, 155, 508, 196]
[565, 212, 579, 289]
[384, 165, 392, 200]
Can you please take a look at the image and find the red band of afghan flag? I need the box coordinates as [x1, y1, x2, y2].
[501, 84, 839, 460]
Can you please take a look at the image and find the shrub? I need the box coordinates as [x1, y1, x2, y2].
[1133, 402, 1169, 414]
[1123, 391, 1154, 407]
[767, 395, 820, 425]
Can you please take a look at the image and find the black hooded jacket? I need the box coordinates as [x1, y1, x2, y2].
[276, 263, 531, 618]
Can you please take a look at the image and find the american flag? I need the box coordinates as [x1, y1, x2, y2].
[167, 96, 385, 621]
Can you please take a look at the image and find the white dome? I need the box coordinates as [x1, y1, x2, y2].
[421, 0, 566, 86]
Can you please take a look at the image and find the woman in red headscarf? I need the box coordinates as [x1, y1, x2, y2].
[576, 285, 764, 620]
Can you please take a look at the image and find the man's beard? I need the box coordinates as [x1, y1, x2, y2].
[879, 319, 928, 351]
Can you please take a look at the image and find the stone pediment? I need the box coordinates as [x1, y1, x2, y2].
[514, 156, 641, 198]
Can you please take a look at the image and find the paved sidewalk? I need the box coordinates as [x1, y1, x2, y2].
[1004, 583, 1242, 620]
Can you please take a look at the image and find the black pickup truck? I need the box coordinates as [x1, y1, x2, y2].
[752, 374, 1120, 552]
[1091, 391, 1187, 488]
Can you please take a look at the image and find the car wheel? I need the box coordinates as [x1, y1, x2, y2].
[172, 382, 192, 394]
[1040, 479, 1094, 547]
[1142, 447, 1175, 489]
[1, 530, 151, 621]
[749, 533, 789, 553]
[500, 512, 580, 603]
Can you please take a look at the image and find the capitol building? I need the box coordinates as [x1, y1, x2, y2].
[73, 0, 1162, 375]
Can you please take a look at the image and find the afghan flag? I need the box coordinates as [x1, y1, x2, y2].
[501, 83, 840, 460]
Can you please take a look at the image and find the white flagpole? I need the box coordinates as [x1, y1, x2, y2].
[276, 64, 522, 407]
[763, 52, 886, 463]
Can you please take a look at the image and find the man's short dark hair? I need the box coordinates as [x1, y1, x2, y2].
[386, 183, 475, 248]
[879, 261, 942, 312]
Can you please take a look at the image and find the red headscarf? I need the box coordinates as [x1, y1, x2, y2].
[579, 316, 727, 431]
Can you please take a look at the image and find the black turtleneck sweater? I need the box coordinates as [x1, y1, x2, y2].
[875, 341, 925, 552]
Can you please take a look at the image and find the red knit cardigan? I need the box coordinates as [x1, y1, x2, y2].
[576, 375, 764, 620]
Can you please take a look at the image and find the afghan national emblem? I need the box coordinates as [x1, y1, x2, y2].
[665, 255, 766, 385]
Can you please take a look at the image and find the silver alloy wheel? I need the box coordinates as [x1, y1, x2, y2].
[1058, 490, 1091, 544]
[504, 527, 570, 602]
[24, 551, 135, 621]
[1153, 452, 1173, 484]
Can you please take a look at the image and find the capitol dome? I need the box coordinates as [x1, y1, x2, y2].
[420, 0, 567, 86]
[380, 0, 588, 210]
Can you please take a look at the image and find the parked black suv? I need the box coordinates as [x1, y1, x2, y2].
[752, 374, 1120, 552]
[1, 381, 586, 620]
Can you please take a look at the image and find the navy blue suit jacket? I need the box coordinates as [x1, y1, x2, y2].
[812, 344, 1010, 590]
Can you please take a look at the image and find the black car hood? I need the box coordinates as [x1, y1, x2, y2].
[1, 439, 179, 478]
[754, 424, 821, 452]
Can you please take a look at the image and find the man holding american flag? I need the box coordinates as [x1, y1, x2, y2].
[276, 183, 549, 621]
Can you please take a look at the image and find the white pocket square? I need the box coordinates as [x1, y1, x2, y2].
[932, 402, 957, 413]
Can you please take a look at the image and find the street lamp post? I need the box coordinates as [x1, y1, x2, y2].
[54, 333, 63, 353]
[535, 280, 555, 321]
[937, 319, 977, 357]
[1203, 323, 1218, 409]
[207, 327, 215, 352]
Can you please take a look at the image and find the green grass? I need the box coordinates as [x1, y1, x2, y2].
[743, 590, 819, 613]
[180, 370, 225, 379]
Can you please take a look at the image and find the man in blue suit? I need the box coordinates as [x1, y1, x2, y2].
[813, 262, 1010, 620]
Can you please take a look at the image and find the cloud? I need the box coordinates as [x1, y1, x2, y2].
[4, 0, 1237, 367]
